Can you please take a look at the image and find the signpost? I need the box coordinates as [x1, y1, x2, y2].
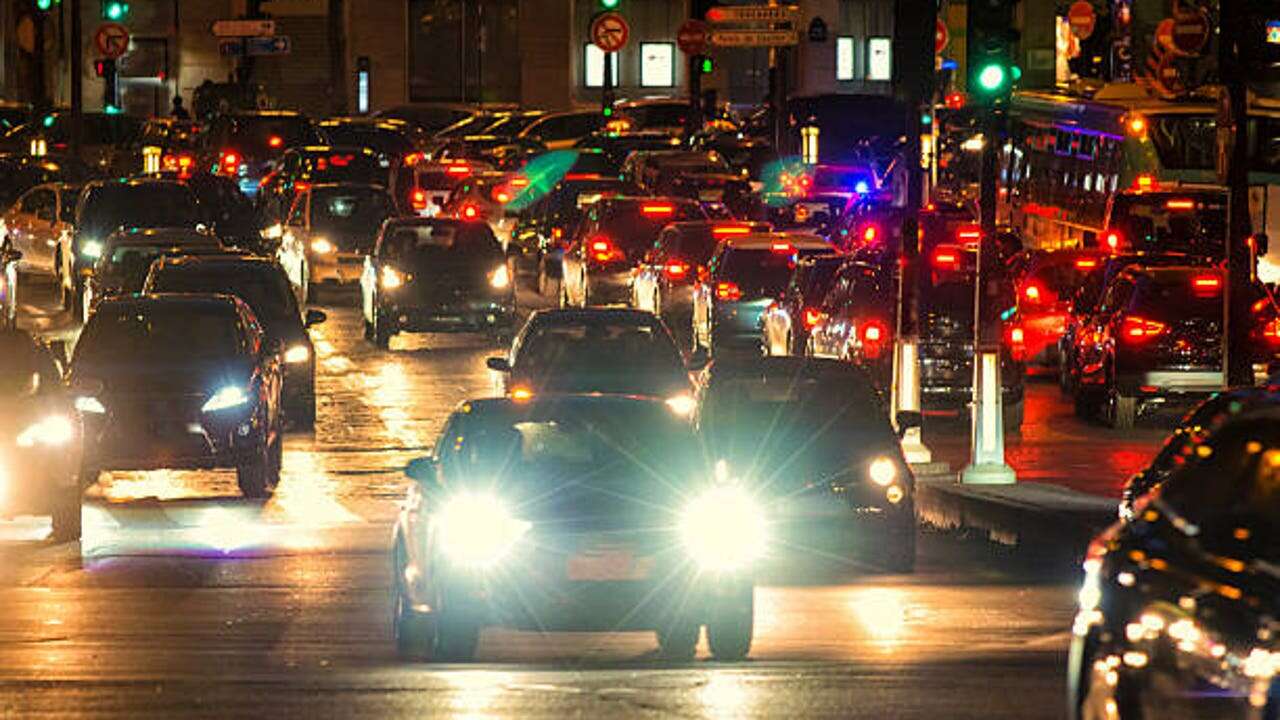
[1067, 1, 1096, 40]
[93, 22, 129, 59]
[1172, 10, 1210, 56]
[590, 12, 629, 119]
[704, 5, 798, 25]
[246, 36, 291, 56]
[679, 19, 710, 139]
[710, 30, 798, 47]
[212, 19, 276, 37]
[677, 19, 708, 55]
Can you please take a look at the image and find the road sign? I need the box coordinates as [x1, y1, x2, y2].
[935, 18, 949, 54]
[212, 19, 276, 37]
[710, 29, 798, 48]
[1172, 10, 1209, 56]
[1067, 1, 1096, 40]
[1155, 54, 1187, 96]
[590, 12, 629, 53]
[676, 19, 709, 55]
[218, 40, 245, 57]
[705, 5, 799, 25]
[94, 22, 130, 59]
[245, 36, 291, 56]
[1155, 18, 1178, 54]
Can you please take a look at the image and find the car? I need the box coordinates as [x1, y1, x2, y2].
[317, 117, 430, 163]
[276, 183, 397, 302]
[560, 196, 707, 307]
[360, 217, 515, 348]
[620, 150, 757, 219]
[690, 232, 834, 356]
[515, 110, 605, 151]
[760, 253, 848, 357]
[574, 131, 683, 174]
[82, 227, 224, 324]
[167, 172, 268, 254]
[631, 221, 769, 337]
[144, 255, 326, 429]
[2, 111, 143, 176]
[61, 178, 202, 315]
[1099, 187, 1226, 257]
[0, 153, 96, 212]
[696, 356, 917, 572]
[765, 163, 877, 234]
[257, 145, 392, 224]
[202, 110, 325, 197]
[612, 98, 692, 135]
[137, 117, 202, 173]
[806, 260, 897, 366]
[69, 294, 285, 498]
[432, 134, 547, 170]
[377, 103, 479, 134]
[1067, 412, 1280, 720]
[1, 181, 80, 279]
[0, 245, 20, 326]
[437, 171, 528, 249]
[394, 157, 495, 217]
[1013, 248, 1110, 369]
[1070, 265, 1270, 428]
[0, 327, 83, 540]
[391, 394, 757, 662]
[485, 308, 695, 401]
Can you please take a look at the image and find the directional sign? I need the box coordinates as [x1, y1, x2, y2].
[710, 29, 798, 48]
[705, 5, 799, 25]
[212, 19, 276, 37]
[590, 12, 629, 53]
[219, 39, 245, 57]
[94, 22, 130, 59]
[677, 19, 709, 55]
[246, 36, 291, 56]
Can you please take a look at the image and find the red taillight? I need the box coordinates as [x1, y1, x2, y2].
[861, 319, 889, 359]
[403, 152, 422, 166]
[802, 307, 823, 329]
[1008, 325, 1027, 361]
[220, 151, 239, 173]
[494, 188, 512, 204]
[956, 225, 982, 244]
[446, 164, 472, 176]
[640, 203, 675, 217]
[1104, 230, 1121, 251]
[1166, 198, 1195, 210]
[411, 189, 427, 211]
[589, 236, 619, 263]
[1121, 316, 1166, 341]
[268, 135, 283, 148]
[932, 246, 961, 271]
[770, 242, 795, 254]
[1135, 174, 1156, 191]
[461, 203, 480, 220]
[1023, 283, 1043, 304]
[510, 177, 530, 188]
[1192, 274, 1222, 294]
[715, 281, 742, 301]
[664, 260, 689, 280]
[1264, 319, 1280, 345]
[564, 172, 603, 181]
[294, 181, 310, 192]
[712, 224, 751, 237]
[862, 225, 878, 243]
[1075, 257, 1099, 270]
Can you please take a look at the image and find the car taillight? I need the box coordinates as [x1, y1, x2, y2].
[1075, 257, 1099, 270]
[1121, 316, 1166, 342]
[220, 151, 239, 173]
[590, 236, 619, 263]
[446, 164, 471, 176]
[640, 203, 675, 217]
[770, 242, 795, 254]
[712, 224, 751, 237]
[460, 203, 480, 220]
[1191, 274, 1222, 296]
[802, 307, 823, 329]
[862, 225, 878, 243]
[715, 281, 742, 301]
[932, 246, 961, 271]
[1166, 198, 1195, 210]
[1135, 174, 1155, 191]
[1264, 318, 1280, 346]
[956, 225, 982, 245]
[664, 260, 689, 280]
[1008, 325, 1027, 361]
[1104, 230, 1121, 251]
[861, 319, 889, 359]
[493, 189, 512, 204]
[268, 135, 283, 149]
[411, 189, 427, 212]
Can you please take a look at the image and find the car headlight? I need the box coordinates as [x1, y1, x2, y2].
[16, 415, 75, 447]
[284, 344, 310, 364]
[436, 491, 530, 568]
[75, 396, 106, 414]
[202, 385, 249, 413]
[261, 223, 283, 240]
[680, 484, 768, 571]
[868, 456, 898, 487]
[665, 394, 696, 417]
[310, 237, 335, 254]
[81, 240, 103, 260]
[380, 266, 404, 289]
[489, 264, 511, 289]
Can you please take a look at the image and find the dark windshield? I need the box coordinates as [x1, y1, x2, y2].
[298, 151, 389, 186]
[1111, 194, 1226, 254]
[720, 248, 830, 297]
[601, 203, 705, 253]
[77, 304, 241, 363]
[104, 244, 216, 292]
[147, 265, 297, 324]
[382, 223, 503, 264]
[79, 184, 200, 237]
[310, 188, 394, 241]
[1131, 273, 1224, 321]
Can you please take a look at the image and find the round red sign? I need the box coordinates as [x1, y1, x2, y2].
[1068, 1, 1096, 40]
[1172, 10, 1210, 56]
[677, 19, 708, 55]
[935, 19, 949, 55]
[94, 22, 130, 60]
[1154, 18, 1179, 54]
[590, 12, 630, 54]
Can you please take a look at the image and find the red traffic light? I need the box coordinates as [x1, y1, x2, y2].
[944, 92, 966, 110]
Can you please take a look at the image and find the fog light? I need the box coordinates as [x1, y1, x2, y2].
[237, 423, 251, 437]
[885, 485, 905, 504]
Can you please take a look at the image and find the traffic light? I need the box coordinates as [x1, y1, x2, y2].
[599, 0, 619, 8]
[699, 56, 714, 74]
[35, 0, 60, 11]
[966, 0, 1019, 105]
[100, 0, 129, 20]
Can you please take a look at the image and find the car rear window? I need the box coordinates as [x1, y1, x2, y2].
[1131, 273, 1224, 320]
[516, 322, 683, 376]
[147, 265, 297, 323]
[719, 247, 830, 297]
[77, 304, 241, 362]
[298, 151, 390, 186]
[79, 184, 200, 237]
[221, 116, 319, 156]
[310, 188, 394, 245]
[601, 203, 705, 252]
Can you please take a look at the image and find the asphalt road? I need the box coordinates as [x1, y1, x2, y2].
[0, 276, 1161, 719]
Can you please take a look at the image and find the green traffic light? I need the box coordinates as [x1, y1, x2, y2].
[36, 0, 53, 10]
[600, 0, 619, 8]
[603, 107, 613, 117]
[977, 63, 1008, 93]
[104, 1, 128, 20]
[700, 57, 713, 74]
[104, 104, 122, 115]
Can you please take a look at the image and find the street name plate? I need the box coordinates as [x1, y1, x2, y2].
[706, 5, 799, 24]
[710, 29, 799, 47]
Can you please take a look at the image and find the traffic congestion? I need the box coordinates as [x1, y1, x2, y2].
[0, 20, 1279, 715]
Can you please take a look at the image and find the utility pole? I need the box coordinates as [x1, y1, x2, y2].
[1219, 0, 1253, 388]
[70, 0, 82, 156]
[890, 0, 935, 465]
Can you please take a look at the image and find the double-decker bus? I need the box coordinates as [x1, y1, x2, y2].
[1000, 83, 1280, 280]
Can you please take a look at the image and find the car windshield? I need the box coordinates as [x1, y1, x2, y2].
[77, 304, 241, 363]
[79, 184, 200, 237]
[1130, 272, 1224, 321]
[147, 265, 298, 324]
[515, 320, 685, 393]
[1111, 194, 1226, 255]
[720, 247, 830, 297]
[298, 151, 390, 186]
[310, 188, 394, 241]
[381, 222, 503, 264]
[104, 243, 216, 291]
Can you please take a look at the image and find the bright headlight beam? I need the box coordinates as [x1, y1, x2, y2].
[680, 485, 768, 571]
[380, 266, 404, 289]
[310, 237, 335, 254]
[75, 396, 106, 414]
[665, 394, 696, 417]
[202, 385, 249, 413]
[16, 415, 75, 447]
[81, 240, 104, 259]
[489, 264, 511, 289]
[284, 345, 310, 364]
[436, 491, 530, 568]
[868, 456, 898, 487]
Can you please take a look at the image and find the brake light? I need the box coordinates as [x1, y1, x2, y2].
[664, 260, 689, 280]
[1104, 230, 1121, 251]
[1264, 319, 1280, 346]
[411, 189, 428, 212]
[552, 227, 564, 240]
[461, 203, 480, 220]
[510, 177, 530, 188]
[589, 236, 619, 263]
[932, 246, 961, 270]
[1166, 199, 1196, 210]
[1135, 174, 1155, 191]
[494, 189, 512, 204]
[715, 281, 742, 301]
[1008, 325, 1027, 361]
[1023, 282, 1044, 304]
[802, 307, 823, 329]
[403, 152, 422, 166]
[1075, 258, 1099, 270]
[329, 154, 353, 167]
[268, 135, 283, 149]
[220, 150, 239, 173]
[446, 164, 472, 176]
[1121, 316, 1166, 341]
[712, 224, 751, 236]
[770, 242, 795, 254]
[861, 319, 889, 359]
[956, 225, 982, 244]
[641, 203, 675, 217]
[564, 173, 603, 181]
[862, 225, 878, 243]
[294, 181, 310, 192]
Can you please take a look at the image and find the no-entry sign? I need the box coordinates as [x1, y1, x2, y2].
[591, 12, 630, 54]
[935, 18, 948, 54]
[94, 22, 130, 59]
[1172, 10, 1210, 56]
[677, 19, 709, 55]
[1067, 1, 1096, 40]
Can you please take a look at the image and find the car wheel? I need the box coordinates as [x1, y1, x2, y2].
[372, 309, 393, 349]
[50, 489, 82, 542]
[656, 618, 700, 661]
[236, 434, 279, 498]
[393, 544, 434, 660]
[880, 512, 917, 574]
[1108, 387, 1136, 430]
[432, 583, 480, 662]
[706, 583, 753, 661]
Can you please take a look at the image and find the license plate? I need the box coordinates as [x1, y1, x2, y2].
[699, 189, 724, 201]
[567, 550, 652, 581]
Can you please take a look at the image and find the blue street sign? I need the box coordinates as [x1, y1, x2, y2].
[245, 36, 290, 56]
[218, 39, 244, 57]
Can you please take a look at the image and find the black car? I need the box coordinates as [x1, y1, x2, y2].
[70, 294, 286, 498]
[486, 308, 695, 402]
[760, 253, 846, 357]
[508, 175, 634, 293]
[360, 218, 515, 348]
[392, 394, 756, 661]
[1068, 412, 1280, 719]
[575, 131, 684, 174]
[152, 171, 267, 253]
[697, 356, 917, 572]
[144, 255, 326, 429]
[0, 328, 82, 540]
[621, 150, 756, 218]
[258, 145, 391, 224]
[62, 178, 202, 315]
[83, 227, 224, 323]
[202, 110, 324, 197]
[317, 117, 429, 163]
[0, 153, 97, 211]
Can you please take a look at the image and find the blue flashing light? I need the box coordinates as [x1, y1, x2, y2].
[854, 180, 870, 194]
[941, 59, 958, 71]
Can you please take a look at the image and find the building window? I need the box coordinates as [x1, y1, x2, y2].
[867, 36, 892, 81]
[836, 36, 855, 81]
[584, 44, 618, 88]
[640, 42, 675, 87]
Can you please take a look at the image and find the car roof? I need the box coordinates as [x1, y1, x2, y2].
[153, 254, 278, 269]
[105, 227, 218, 243]
[722, 232, 831, 251]
[458, 393, 674, 418]
[100, 293, 241, 312]
[527, 308, 660, 326]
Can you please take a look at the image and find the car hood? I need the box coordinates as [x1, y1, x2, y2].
[72, 358, 254, 397]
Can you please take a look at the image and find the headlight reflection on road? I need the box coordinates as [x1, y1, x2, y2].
[445, 670, 512, 719]
[851, 588, 910, 648]
[699, 673, 756, 719]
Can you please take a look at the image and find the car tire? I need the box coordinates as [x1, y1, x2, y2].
[559, 281, 570, 309]
[431, 582, 480, 662]
[1073, 389, 1100, 420]
[881, 513, 917, 574]
[393, 545, 433, 660]
[706, 584, 753, 661]
[50, 489, 82, 542]
[1111, 393, 1137, 430]
[373, 311, 394, 349]
[236, 435, 279, 499]
[656, 619, 700, 661]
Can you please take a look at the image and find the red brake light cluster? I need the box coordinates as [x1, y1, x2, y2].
[1007, 325, 1027, 361]
[411, 189, 428, 212]
[1104, 230, 1122, 251]
[956, 225, 982, 245]
[589, 236, 621, 263]
[1075, 258, 1099, 270]
[268, 135, 283, 149]
[860, 319, 889, 360]
[1022, 282, 1044, 304]
[932, 246, 961, 271]
[460, 203, 480, 220]
[862, 225, 878, 243]
[1121, 316, 1166, 341]
[1135, 174, 1156, 191]
[1263, 319, 1280, 346]
[1166, 198, 1195, 210]
[770, 242, 795, 254]
[712, 224, 751, 237]
[715, 281, 742, 301]
[802, 307, 823, 329]
[220, 150, 239, 174]
[664, 260, 689, 280]
[640, 203, 675, 217]
[445, 164, 472, 176]
[1191, 274, 1222, 295]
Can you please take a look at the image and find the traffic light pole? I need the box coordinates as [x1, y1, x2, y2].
[602, 52, 616, 117]
[1220, 0, 1254, 388]
[70, 0, 82, 156]
[961, 106, 1015, 485]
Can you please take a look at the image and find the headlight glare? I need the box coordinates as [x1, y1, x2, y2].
[665, 394, 696, 417]
[680, 485, 768, 571]
[16, 415, 75, 447]
[75, 396, 106, 414]
[310, 237, 335, 254]
[284, 345, 310, 364]
[202, 385, 249, 413]
[489, 264, 511, 289]
[81, 240, 103, 260]
[380, 266, 404, 289]
[868, 456, 898, 487]
[437, 491, 530, 568]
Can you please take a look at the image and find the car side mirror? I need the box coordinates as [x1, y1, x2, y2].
[304, 309, 327, 327]
[405, 455, 438, 485]
[895, 410, 923, 438]
[687, 347, 710, 371]
[486, 356, 511, 372]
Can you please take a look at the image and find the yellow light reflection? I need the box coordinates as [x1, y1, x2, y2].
[445, 670, 510, 720]
[699, 673, 756, 719]
[851, 588, 909, 648]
